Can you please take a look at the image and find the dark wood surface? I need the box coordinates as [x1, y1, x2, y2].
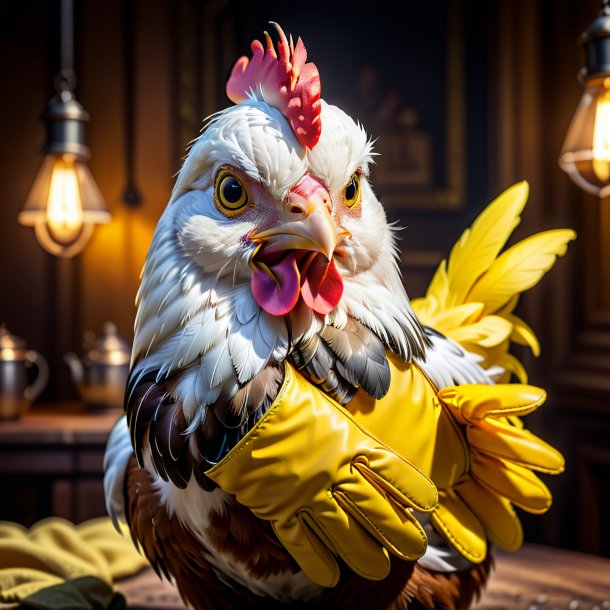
[117, 544, 610, 610]
[0, 403, 120, 446]
[477, 545, 610, 609]
[0, 404, 119, 524]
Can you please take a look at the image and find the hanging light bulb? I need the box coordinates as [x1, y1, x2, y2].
[19, 94, 110, 256]
[18, 0, 110, 257]
[559, 0, 610, 197]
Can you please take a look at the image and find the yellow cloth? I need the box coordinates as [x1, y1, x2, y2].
[0, 517, 148, 606]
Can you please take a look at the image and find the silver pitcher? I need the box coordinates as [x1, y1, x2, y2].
[65, 322, 131, 409]
[0, 325, 48, 419]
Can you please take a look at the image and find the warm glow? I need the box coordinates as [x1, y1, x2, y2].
[559, 77, 610, 197]
[592, 88, 610, 182]
[19, 154, 110, 257]
[46, 157, 84, 245]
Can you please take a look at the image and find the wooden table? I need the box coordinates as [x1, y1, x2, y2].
[117, 545, 610, 609]
[0, 404, 120, 524]
[476, 545, 610, 609]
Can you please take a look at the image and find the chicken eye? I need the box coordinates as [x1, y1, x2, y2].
[214, 170, 249, 217]
[344, 172, 361, 209]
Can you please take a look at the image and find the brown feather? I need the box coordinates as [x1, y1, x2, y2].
[206, 502, 297, 581]
[217, 364, 283, 422]
[316, 554, 493, 610]
[126, 456, 492, 609]
[125, 457, 298, 610]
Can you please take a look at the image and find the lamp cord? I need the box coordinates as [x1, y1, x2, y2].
[122, 0, 142, 206]
[55, 0, 76, 96]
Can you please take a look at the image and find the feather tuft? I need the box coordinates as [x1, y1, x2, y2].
[413, 183, 574, 382]
[467, 229, 576, 315]
[445, 181, 529, 307]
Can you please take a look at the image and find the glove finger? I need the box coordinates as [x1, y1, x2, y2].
[507, 415, 524, 429]
[471, 452, 552, 514]
[334, 467, 428, 562]
[429, 490, 487, 564]
[308, 498, 391, 581]
[457, 478, 523, 551]
[438, 384, 546, 421]
[467, 418, 564, 474]
[272, 519, 340, 588]
[354, 451, 437, 514]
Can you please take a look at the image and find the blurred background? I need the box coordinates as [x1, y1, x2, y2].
[0, 0, 608, 560]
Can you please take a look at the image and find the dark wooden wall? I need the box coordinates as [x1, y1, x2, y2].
[487, 0, 610, 558]
[0, 0, 608, 557]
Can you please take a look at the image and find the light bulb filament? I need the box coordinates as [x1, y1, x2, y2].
[46, 157, 84, 244]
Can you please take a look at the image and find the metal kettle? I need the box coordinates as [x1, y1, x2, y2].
[0, 325, 48, 419]
[64, 322, 131, 409]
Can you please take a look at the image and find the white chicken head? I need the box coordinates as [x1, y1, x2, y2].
[132, 24, 426, 416]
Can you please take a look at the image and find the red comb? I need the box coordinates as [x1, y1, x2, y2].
[226, 23, 322, 150]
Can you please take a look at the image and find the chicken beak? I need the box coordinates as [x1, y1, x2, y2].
[251, 175, 348, 260]
[253, 210, 343, 260]
[249, 175, 348, 316]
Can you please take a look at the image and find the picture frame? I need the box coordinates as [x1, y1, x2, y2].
[170, 0, 466, 211]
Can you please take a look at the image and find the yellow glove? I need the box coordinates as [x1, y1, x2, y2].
[346, 355, 564, 564]
[434, 383, 564, 560]
[205, 362, 438, 588]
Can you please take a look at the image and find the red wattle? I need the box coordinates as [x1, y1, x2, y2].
[251, 253, 301, 316]
[301, 256, 343, 315]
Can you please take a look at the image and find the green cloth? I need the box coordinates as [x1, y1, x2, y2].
[0, 518, 149, 609]
[18, 577, 124, 610]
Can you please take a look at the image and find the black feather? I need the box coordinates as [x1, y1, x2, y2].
[303, 339, 334, 382]
[289, 318, 393, 404]
[149, 399, 191, 488]
[340, 322, 391, 399]
[126, 367, 193, 488]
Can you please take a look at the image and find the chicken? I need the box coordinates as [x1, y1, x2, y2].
[103, 24, 573, 610]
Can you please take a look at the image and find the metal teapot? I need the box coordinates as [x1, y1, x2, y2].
[0, 325, 48, 419]
[64, 322, 131, 409]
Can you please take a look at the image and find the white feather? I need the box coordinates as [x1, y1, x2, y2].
[418, 333, 494, 389]
[228, 312, 271, 384]
[103, 416, 133, 530]
[233, 285, 259, 324]
[327, 305, 348, 330]
[201, 341, 234, 389]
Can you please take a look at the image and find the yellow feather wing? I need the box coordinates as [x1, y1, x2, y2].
[415, 182, 575, 382]
[507, 314, 541, 357]
[447, 315, 513, 350]
[445, 181, 529, 306]
[467, 229, 576, 316]
[423, 259, 450, 314]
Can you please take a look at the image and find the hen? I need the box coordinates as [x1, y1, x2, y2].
[104, 24, 573, 610]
